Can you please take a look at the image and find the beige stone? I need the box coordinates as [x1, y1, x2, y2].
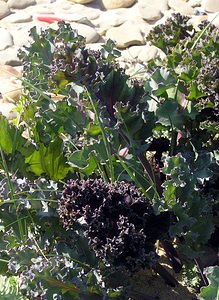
[8, 0, 36, 9]
[0, 65, 22, 103]
[0, 102, 17, 119]
[0, 27, 13, 50]
[69, 0, 95, 3]
[3, 11, 32, 23]
[69, 22, 100, 43]
[138, 0, 169, 12]
[168, 0, 195, 14]
[189, 15, 208, 29]
[0, 1, 11, 20]
[188, 0, 202, 7]
[121, 44, 159, 63]
[202, 0, 219, 12]
[93, 11, 126, 34]
[138, 3, 162, 22]
[106, 21, 145, 48]
[0, 46, 21, 66]
[101, 0, 136, 10]
[208, 13, 219, 28]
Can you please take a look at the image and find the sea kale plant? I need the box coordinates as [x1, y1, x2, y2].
[145, 13, 219, 258]
[58, 179, 170, 274]
[0, 13, 218, 300]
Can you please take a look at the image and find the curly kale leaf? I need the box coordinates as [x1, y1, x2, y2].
[146, 14, 194, 55]
[58, 179, 170, 273]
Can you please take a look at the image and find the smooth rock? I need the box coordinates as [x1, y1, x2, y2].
[0, 47, 21, 66]
[138, 0, 169, 13]
[106, 20, 145, 48]
[0, 102, 17, 119]
[36, 0, 57, 3]
[0, 65, 21, 80]
[93, 11, 126, 34]
[68, 22, 100, 43]
[138, 3, 162, 22]
[86, 43, 104, 51]
[168, 0, 194, 14]
[188, 0, 202, 7]
[121, 44, 158, 63]
[11, 20, 50, 46]
[189, 15, 208, 29]
[208, 13, 219, 28]
[0, 65, 22, 103]
[101, 0, 136, 10]
[11, 25, 36, 47]
[69, 0, 95, 3]
[0, 81, 21, 103]
[61, 4, 100, 20]
[0, 27, 13, 50]
[0, 1, 11, 20]
[202, 0, 219, 12]
[2, 11, 32, 23]
[128, 17, 152, 38]
[8, 0, 36, 9]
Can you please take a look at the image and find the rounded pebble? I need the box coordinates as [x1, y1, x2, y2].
[0, 27, 14, 50]
[0, 1, 11, 20]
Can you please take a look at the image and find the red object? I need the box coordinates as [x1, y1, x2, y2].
[36, 16, 63, 24]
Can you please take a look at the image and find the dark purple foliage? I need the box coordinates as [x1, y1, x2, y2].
[58, 179, 170, 273]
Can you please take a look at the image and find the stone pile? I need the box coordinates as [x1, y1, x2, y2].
[0, 0, 218, 117]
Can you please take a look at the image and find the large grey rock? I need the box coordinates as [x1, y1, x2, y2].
[0, 27, 13, 50]
[0, 1, 11, 20]
[101, 0, 136, 10]
[8, 0, 36, 9]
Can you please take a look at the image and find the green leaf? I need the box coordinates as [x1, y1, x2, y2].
[114, 102, 155, 152]
[0, 116, 27, 155]
[151, 67, 176, 96]
[87, 123, 101, 136]
[188, 83, 206, 100]
[200, 266, 219, 300]
[0, 276, 26, 300]
[156, 99, 184, 128]
[25, 138, 71, 180]
[68, 147, 97, 176]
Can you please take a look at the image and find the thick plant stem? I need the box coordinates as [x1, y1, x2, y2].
[152, 262, 178, 287]
[194, 258, 208, 286]
[161, 239, 182, 273]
